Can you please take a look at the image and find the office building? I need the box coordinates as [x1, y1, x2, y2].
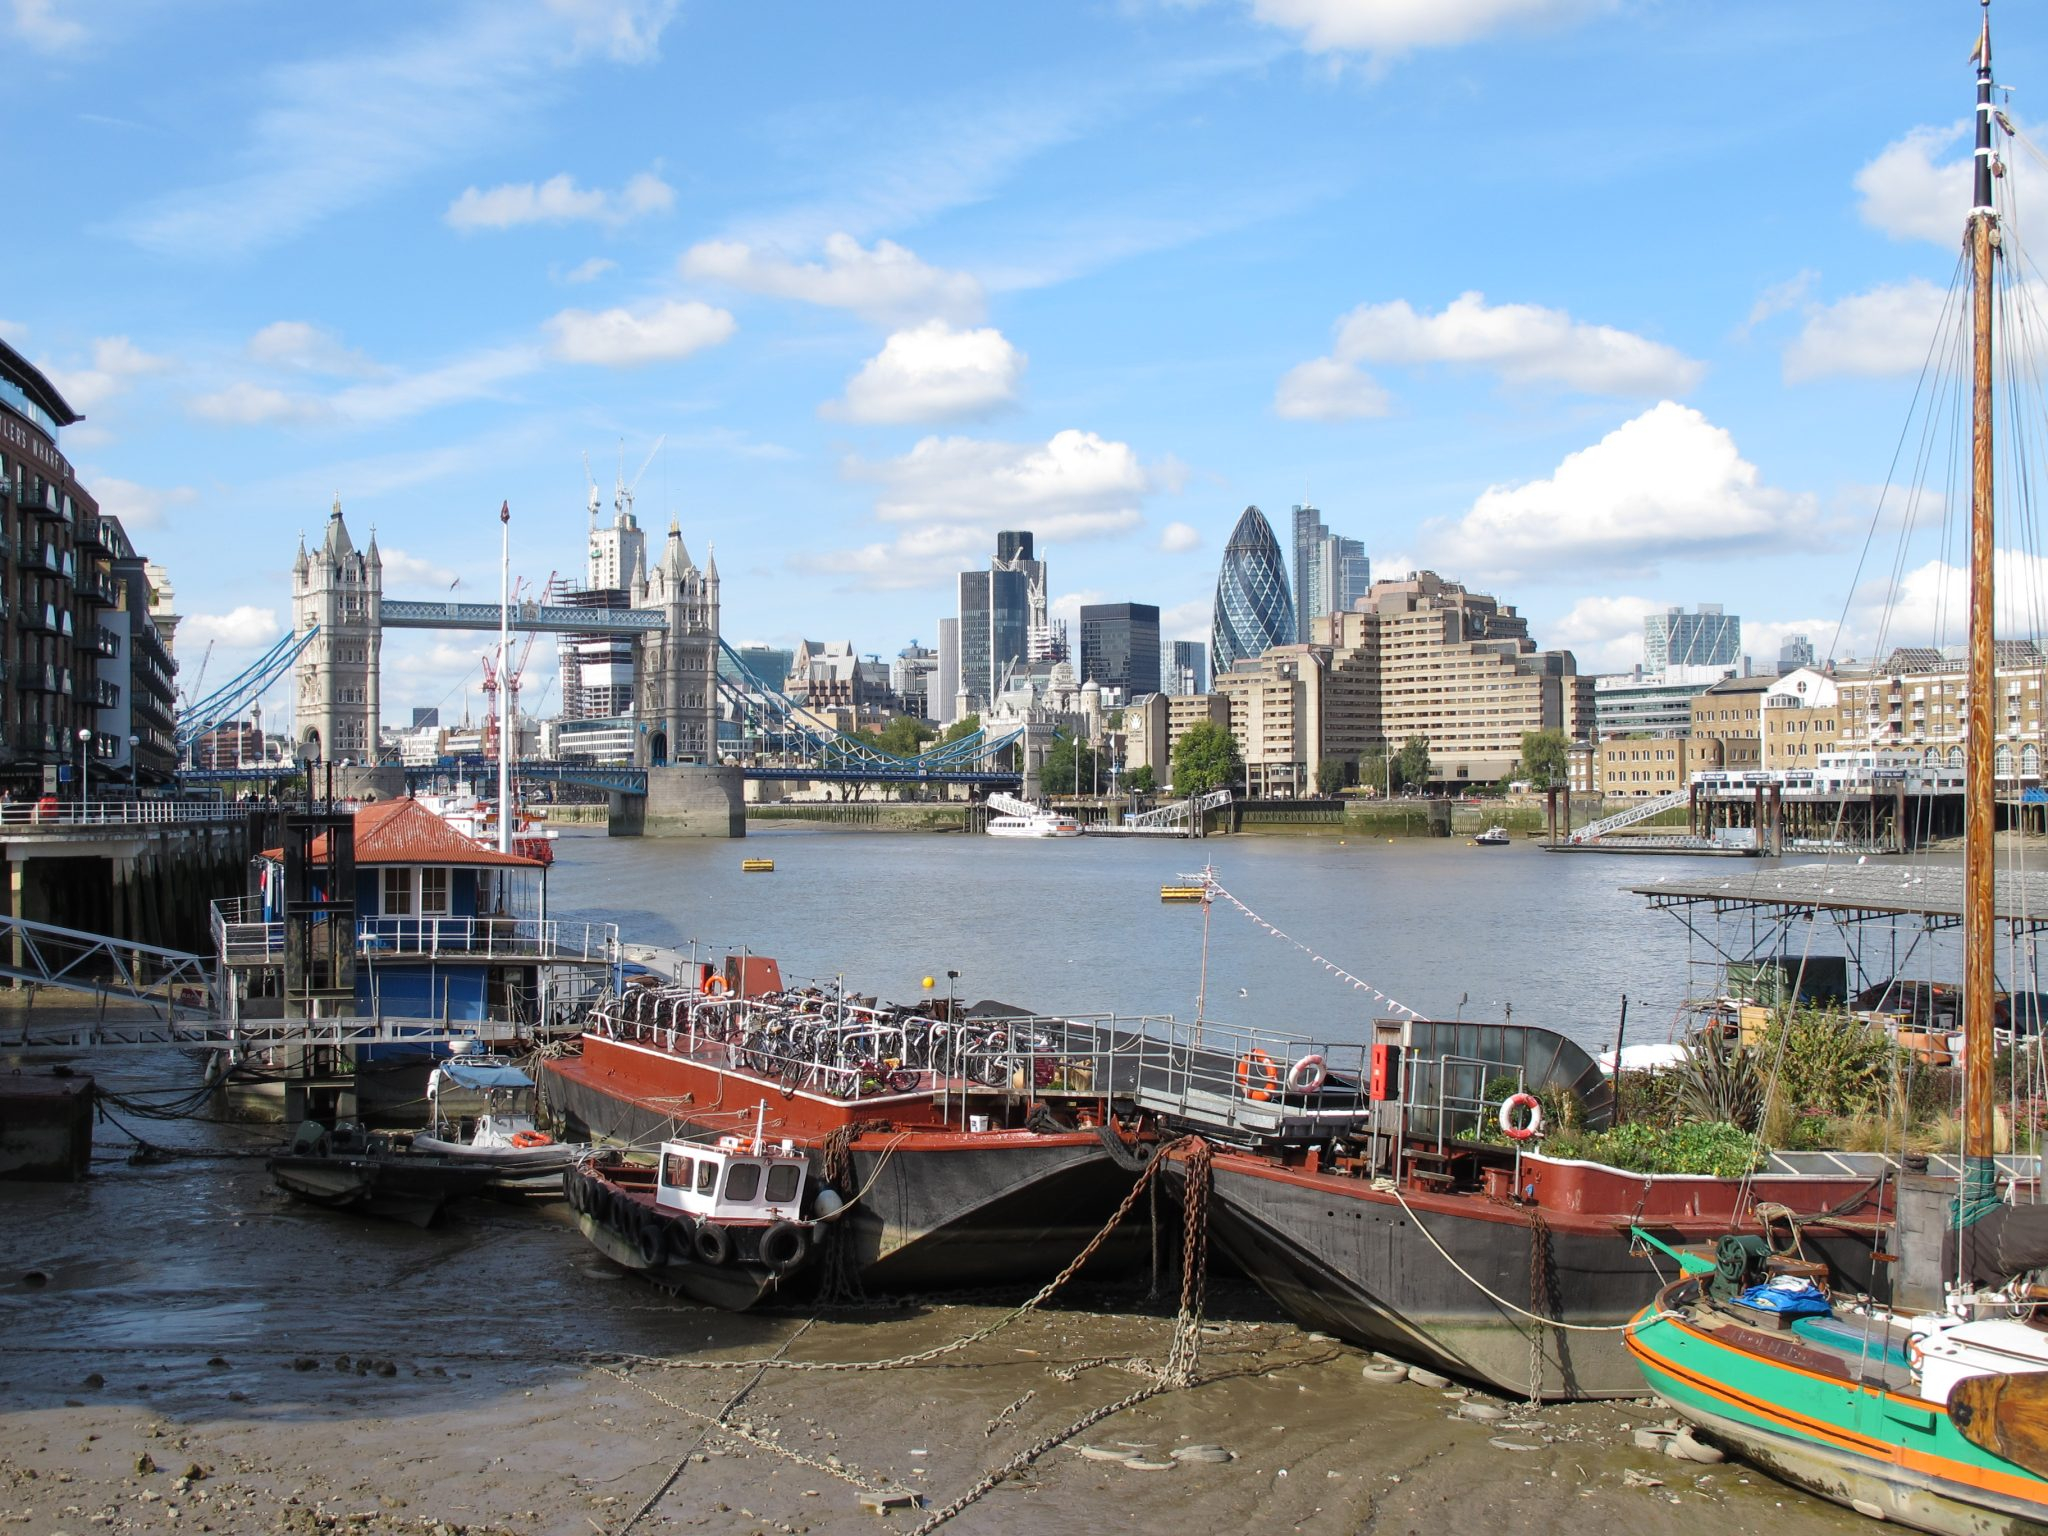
[1077, 602, 1160, 697]
[1167, 639, 1207, 696]
[1779, 633, 1816, 672]
[1216, 645, 1325, 797]
[718, 644, 793, 695]
[1212, 506, 1293, 676]
[1591, 675, 1716, 738]
[1125, 691, 1231, 786]
[956, 531, 1042, 715]
[1290, 504, 1371, 643]
[1645, 603, 1740, 679]
[892, 640, 938, 718]
[934, 618, 960, 725]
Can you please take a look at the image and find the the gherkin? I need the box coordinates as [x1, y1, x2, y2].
[1211, 505, 1293, 676]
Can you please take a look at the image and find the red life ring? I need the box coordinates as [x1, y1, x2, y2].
[1285, 1054, 1328, 1094]
[510, 1129, 552, 1148]
[704, 975, 728, 998]
[1236, 1050, 1280, 1102]
[1498, 1093, 1544, 1141]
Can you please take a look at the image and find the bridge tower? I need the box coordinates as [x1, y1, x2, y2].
[634, 521, 718, 766]
[291, 497, 382, 764]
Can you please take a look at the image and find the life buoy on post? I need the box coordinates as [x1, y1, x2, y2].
[704, 974, 728, 998]
[1285, 1054, 1328, 1094]
[1499, 1092, 1545, 1141]
[1236, 1050, 1281, 1102]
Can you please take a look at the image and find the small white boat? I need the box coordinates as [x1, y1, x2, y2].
[987, 811, 1082, 838]
[414, 787, 559, 865]
[409, 1053, 585, 1187]
[1473, 826, 1511, 846]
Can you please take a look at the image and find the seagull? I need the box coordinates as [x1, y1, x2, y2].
[1237, 987, 1249, 998]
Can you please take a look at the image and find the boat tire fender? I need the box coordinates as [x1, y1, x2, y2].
[663, 1213, 699, 1265]
[759, 1219, 808, 1276]
[1285, 1054, 1328, 1094]
[1499, 1093, 1544, 1141]
[565, 1169, 587, 1214]
[694, 1221, 733, 1267]
[635, 1210, 666, 1268]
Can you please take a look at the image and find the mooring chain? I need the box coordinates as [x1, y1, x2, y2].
[1526, 1204, 1554, 1406]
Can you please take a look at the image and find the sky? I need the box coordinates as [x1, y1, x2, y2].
[4, 0, 2043, 729]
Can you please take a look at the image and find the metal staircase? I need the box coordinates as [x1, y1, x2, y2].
[1125, 788, 1233, 830]
[1569, 787, 1689, 843]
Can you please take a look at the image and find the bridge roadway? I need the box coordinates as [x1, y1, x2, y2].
[381, 599, 663, 634]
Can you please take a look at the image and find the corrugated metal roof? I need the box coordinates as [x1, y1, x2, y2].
[265, 798, 543, 869]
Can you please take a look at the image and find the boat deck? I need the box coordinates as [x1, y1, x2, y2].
[1692, 1299, 1920, 1394]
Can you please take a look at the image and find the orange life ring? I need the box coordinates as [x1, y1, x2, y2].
[510, 1129, 553, 1148]
[1236, 1050, 1280, 1102]
[704, 974, 728, 997]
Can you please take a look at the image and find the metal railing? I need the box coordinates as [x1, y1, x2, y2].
[1124, 788, 1233, 830]
[1569, 787, 1690, 842]
[0, 799, 250, 829]
[210, 897, 620, 968]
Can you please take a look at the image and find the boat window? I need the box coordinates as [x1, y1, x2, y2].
[663, 1153, 691, 1188]
[696, 1161, 718, 1194]
[765, 1163, 801, 1204]
[420, 867, 449, 916]
[723, 1162, 762, 1202]
[382, 868, 412, 916]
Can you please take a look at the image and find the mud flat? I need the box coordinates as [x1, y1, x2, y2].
[0, 1039, 1869, 1535]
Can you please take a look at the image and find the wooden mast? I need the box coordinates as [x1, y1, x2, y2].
[1964, 0, 1999, 1161]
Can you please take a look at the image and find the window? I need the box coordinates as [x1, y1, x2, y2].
[382, 868, 412, 915]
[696, 1161, 717, 1194]
[420, 867, 449, 915]
[663, 1153, 691, 1189]
[724, 1162, 762, 1202]
[765, 1164, 801, 1204]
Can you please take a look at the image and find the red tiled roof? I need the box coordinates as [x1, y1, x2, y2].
[263, 797, 543, 868]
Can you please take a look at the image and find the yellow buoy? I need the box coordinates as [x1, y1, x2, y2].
[741, 858, 775, 873]
[1160, 885, 1206, 903]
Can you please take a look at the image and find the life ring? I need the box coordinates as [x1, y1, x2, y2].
[1498, 1093, 1545, 1141]
[634, 1210, 666, 1267]
[1285, 1054, 1328, 1094]
[694, 1220, 733, 1267]
[510, 1129, 552, 1148]
[704, 975, 728, 998]
[1236, 1050, 1281, 1102]
[759, 1219, 808, 1276]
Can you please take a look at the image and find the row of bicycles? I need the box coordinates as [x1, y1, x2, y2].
[585, 982, 1064, 1100]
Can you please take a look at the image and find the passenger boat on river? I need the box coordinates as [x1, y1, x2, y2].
[540, 960, 1166, 1296]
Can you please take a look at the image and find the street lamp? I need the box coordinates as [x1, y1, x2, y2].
[75, 726, 93, 809]
[946, 968, 960, 1023]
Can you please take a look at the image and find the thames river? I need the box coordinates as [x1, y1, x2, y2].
[544, 824, 1765, 1056]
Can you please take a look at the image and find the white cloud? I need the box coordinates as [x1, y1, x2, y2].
[681, 233, 985, 325]
[377, 548, 460, 588]
[43, 335, 173, 416]
[1856, 123, 1970, 246]
[826, 321, 1024, 424]
[1875, 552, 2048, 656]
[1279, 292, 1697, 416]
[1427, 401, 1819, 581]
[189, 381, 328, 426]
[1274, 356, 1391, 421]
[1545, 594, 1661, 673]
[116, 3, 679, 259]
[9, 0, 85, 52]
[247, 321, 381, 377]
[182, 606, 283, 649]
[808, 429, 1153, 590]
[1784, 279, 1949, 383]
[560, 256, 617, 284]
[1250, 0, 1610, 60]
[1160, 597, 1210, 644]
[1159, 521, 1202, 553]
[89, 476, 197, 531]
[445, 168, 673, 230]
[543, 299, 735, 367]
[1740, 269, 1818, 337]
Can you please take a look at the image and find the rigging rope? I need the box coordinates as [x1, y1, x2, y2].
[1200, 872, 1420, 1018]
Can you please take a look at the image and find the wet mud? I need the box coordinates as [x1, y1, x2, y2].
[1, 1029, 1868, 1535]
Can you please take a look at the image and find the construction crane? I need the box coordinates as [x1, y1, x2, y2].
[615, 434, 665, 521]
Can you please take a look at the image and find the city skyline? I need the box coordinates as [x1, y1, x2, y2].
[3, 2, 2033, 727]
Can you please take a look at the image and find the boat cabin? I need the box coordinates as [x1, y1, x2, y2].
[426, 1053, 543, 1146]
[654, 1135, 809, 1224]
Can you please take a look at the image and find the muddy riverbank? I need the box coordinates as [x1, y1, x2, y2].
[0, 1022, 1870, 1536]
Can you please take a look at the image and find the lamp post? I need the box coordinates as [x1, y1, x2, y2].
[946, 968, 959, 1023]
[127, 734, 139, 790]
[76, 727, 91, 810]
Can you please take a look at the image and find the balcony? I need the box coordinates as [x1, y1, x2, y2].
[91, 680, 119, 709]
[20, 482, 61, 520]
[78, 571, 117, 607]
[76, 518, 113, 554]
[20, 603, 60, 636]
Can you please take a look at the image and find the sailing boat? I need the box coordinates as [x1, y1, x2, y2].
[1624, 8, 2048, 1530]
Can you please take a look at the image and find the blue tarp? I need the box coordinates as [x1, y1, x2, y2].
[1735, 1276, 1832, 1319]
[432, 1058, 533, 1093]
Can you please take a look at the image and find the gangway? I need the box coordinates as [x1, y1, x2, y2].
[986, 791, 1040, 818]
[0, 915, 217, 1019]
[1568, 787, 1690, 843]
[1123, 788, 1232, 830]
[4, 1012, 536, 1054]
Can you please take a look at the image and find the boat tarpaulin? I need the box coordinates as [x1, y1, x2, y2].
[431, 1060, 533, 1094]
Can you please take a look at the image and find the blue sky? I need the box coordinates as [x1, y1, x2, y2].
[4, 0, 2037, 726]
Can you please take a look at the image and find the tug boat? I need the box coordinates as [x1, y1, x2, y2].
[563, 1109, 824, 1309]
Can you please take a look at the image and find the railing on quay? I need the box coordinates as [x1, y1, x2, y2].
[0, 798, 253, 829]
[210, 896, 620, 968]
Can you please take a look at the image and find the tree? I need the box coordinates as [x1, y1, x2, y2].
[1040, 733, 1100, 794]
[1172, 720, 1242, 796]
[1315, 758, 1347, 796]
[1125, 764, 1157, 794]
[874, 714, 937, 756]
[937, 713, 981, 747]
[1518, 728, 1569, 788]
[1394, 735, 1432, 792]
[1358, 752, 1391, 797]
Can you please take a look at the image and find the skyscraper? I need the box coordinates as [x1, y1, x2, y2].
[1078, 603, 1161, 696]
[934, 618, 960, 724]
[1168, 639, 1207, 695]
[1291, 504, 1328, 644]
[1291, 504, 1370, 641]
[955, 531, 1039, 713]
[1778, 633, 1816, 673]
[1644, 603, 1741, 679]
[1212, 506, 1293, 676]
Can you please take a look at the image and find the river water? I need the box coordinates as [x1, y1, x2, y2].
[543, 825, 1766, 1057]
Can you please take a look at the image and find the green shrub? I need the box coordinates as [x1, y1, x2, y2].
[1542, 1119, 1763, 1177]
[1670, 1030, 1765, 1131]
[1760, 1011, 1900, 1118]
